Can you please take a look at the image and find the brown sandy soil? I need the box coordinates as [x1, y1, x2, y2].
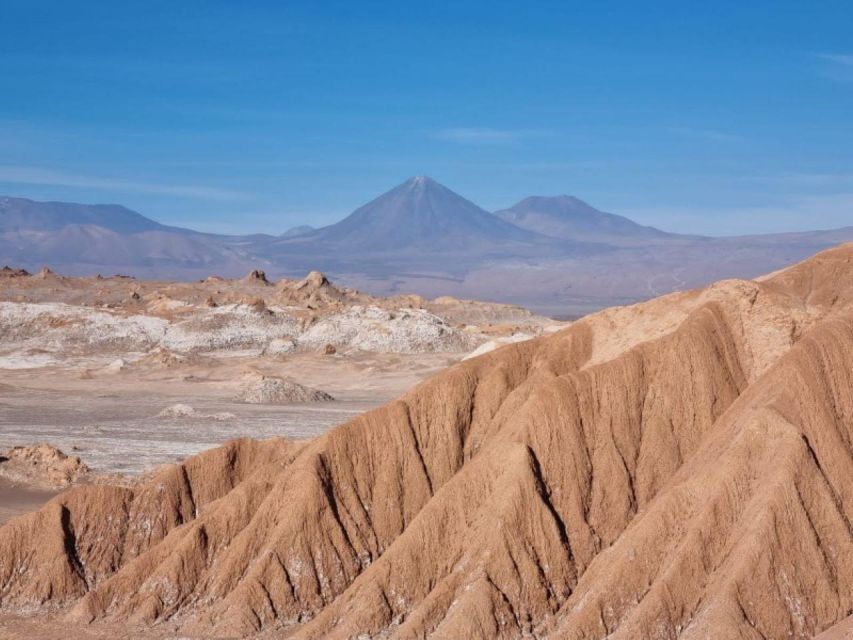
[2, 246, 853, 638]
[0, 479, 58, 526]
[0, 614, 180, 639]
[0, 614, 316, 639]
[816, 616, 853, 639]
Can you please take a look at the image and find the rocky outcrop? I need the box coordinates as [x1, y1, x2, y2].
[274, 270, 351, 307]
[0, 444, 90, 489]
[35, 267, 56, 280]
[243, 269, 270, 285]
[235, 373, 333, 404]
[0, 267, 30, 278]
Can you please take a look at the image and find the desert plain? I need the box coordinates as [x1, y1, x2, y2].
[1, 246, 852, 639]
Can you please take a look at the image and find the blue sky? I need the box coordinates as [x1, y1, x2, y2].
[1, 0, 852, 235]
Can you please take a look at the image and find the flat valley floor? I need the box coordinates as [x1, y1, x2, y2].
[0, 350, 460, 522]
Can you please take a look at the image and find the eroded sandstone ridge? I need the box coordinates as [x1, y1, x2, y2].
[1, 245, 853, 638]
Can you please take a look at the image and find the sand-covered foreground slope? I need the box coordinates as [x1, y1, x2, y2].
[2, 245, 853, 638]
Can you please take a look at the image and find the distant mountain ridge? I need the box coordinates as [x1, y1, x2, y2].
[0, 195, 174, 234]
[3, 178, 853, 314]
[0, 196, 253, 271]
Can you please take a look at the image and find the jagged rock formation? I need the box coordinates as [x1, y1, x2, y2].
[244, 269, 270, 285]
[2, 245, 853, 638]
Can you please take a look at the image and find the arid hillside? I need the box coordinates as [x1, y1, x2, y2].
[1, 244, 853, 638]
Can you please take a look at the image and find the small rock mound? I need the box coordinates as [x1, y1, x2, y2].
[158, 403, 197, 418]
[295, 270, 330, 291]
[103, 358, 126, 373]
[264, 338, 297, 356]
[0, 444, 90, 488]
[157, 404, 236, 421]
[236, 373, 333, 404]
[276, 270, 349, 306]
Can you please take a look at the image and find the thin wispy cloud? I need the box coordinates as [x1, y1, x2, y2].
[815, 53, 853, 66]
[748, 172, 853, 188]
[0, 165, 247, 201]
[169, 209, 344, 235]
[432, 127, 543, 145]
[813, 53, 853, 83]
[668, 126, 744, 143]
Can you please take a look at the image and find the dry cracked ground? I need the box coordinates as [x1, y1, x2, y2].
[1, 248, 852, 639]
